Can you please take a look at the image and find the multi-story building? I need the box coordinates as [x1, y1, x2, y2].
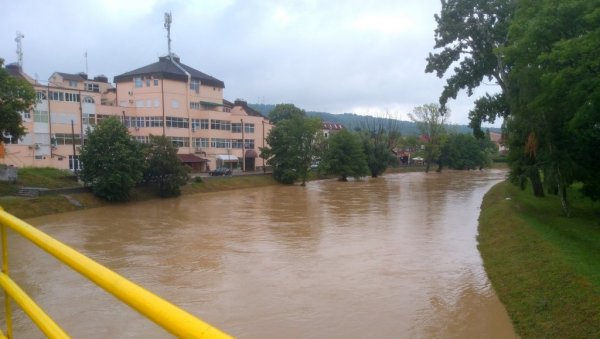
[1, 55, 272, 172]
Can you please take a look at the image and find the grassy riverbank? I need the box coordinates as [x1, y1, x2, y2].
[0, 169, 277, 219]
[478, 181, 600, 338]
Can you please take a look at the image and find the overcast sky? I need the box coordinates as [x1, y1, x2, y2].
[1, 0, 501, 126]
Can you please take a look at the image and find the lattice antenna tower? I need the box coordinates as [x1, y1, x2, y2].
[164, 12, 173, 59]
[15, 31, 24, 68]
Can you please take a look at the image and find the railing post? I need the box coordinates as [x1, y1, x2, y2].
[0, 207, 12, 338]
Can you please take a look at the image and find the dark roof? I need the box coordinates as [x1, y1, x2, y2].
[55, 72, 87, 82]
[323, 121, 344, 130]
[114, 55, 224, 88]
[178, 154, 207, 163]
[233, 99, 267, 118]
[5, 63, 35, 83]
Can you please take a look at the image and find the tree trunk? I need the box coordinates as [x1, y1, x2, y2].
[530, 168, 545, 197]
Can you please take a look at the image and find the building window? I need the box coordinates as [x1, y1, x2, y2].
[36, 90, 47, 102]
[146, 79, 151, 87]
[210, 119, 231, 131]
[154, 99, 160, 107]
[69, 80, 78, 88]
[135, 100, 145, 108]
[244, 123, 255, 133]
[210, 138, 231, 149]
[191, 119, 209, 130]
[83, 96, 95, 103]
[21, 111, 31, 120]
[69, 155, 81, 171]
[231, 139, 244, 149]
[49, 91, 64, 101]
[2, 134, 18, 145]
[168, 136, 189, 148]
[171, 100, 179, 108]
[134, 136, 149, 144]
[53, 133, 82, 145]
[166, 116, 189, 128]
[85, 83, 99, 92]
[146, 116, 163, 127]
[134, 77, 143, 88]
[82, 113, 96, 125]
[123, 116, 145, 128]
[245, 139, 255, 149]
[154, 79, 159, 86]
[190, 79, 200, 93]
[64, 92, 80, 102]
[192, 137, 209, 148]
[33, 110, 49, 123]
[190, 102, 201, 110]
[231, 123, 242, 133]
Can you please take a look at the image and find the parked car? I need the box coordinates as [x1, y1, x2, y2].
[210, 167, 232, 176]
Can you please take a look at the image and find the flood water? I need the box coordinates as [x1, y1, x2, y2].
[5, 170, 516, 338]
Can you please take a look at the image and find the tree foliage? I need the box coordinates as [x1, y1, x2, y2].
[503, 0, 600, 213]
[426, 0, 514, 134]
[268, 103, 306, 125]
[409, 104, 448, 172]
[261, 104, 322, 185]
[143, 135, 189, 198]
[357, 114, 402, 178]
[0, 59, 36, 140]
[79, 117, 144, 201]
[321, 129, 369, 181]
[442, 133, 493, 170]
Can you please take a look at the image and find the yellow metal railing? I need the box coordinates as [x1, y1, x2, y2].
[0, 208, 232, 339]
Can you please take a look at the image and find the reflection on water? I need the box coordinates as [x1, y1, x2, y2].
[5, 170, 516, 338]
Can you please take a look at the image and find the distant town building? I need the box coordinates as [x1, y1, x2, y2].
[488, 131, 507, 154]
[322, 121, 344, 138]
[1, 55, 272, 172]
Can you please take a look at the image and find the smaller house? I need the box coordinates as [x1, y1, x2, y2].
[489, 132, 507, 153]
[178, 154, 208, 172]
[322, 122, 344, 138]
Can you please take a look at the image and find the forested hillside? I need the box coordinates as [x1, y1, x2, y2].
[249, 103, 495, 136]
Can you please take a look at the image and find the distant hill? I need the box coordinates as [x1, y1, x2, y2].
[249, 103, 497, 136]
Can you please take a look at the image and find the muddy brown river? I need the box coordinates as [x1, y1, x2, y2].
[5, 170, 516, 338]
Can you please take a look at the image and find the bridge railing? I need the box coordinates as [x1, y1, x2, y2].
[0, 208, 232, 339]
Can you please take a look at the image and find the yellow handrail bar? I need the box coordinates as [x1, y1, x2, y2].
[0, 209, 232, 338]
[0, 272, 69, 338]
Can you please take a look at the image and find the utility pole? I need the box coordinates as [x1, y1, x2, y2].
[71, 120, 78, 178]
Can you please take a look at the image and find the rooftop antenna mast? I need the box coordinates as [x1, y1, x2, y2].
[164, 12, 172, 59]
[15, 31, 24, 68]
[84, 50, 88, 75]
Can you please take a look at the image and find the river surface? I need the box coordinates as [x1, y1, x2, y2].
[5, 169, 516, 338]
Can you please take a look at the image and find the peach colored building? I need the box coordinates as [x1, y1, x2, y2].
[1, 56, 272, 172]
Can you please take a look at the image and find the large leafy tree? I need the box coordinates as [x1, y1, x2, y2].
[442, 133, 492, 170]
[358, 114, 402, 178]
[409, 104, 448, 173]
[0, 59, 36, 140]
[143, 135, 189, 198]
[268, 103, 306, 125]
[503, 0, 600, 213]
[261, 104, 322, 185]
[79, 117, 144, 201]
[425, 0, 514, 137]
[321, 129, 369, 181]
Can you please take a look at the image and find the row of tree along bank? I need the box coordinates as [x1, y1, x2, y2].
[260, 103, 499, 186]
[427, 0, 600, 216]
[478, 181, 600, 338]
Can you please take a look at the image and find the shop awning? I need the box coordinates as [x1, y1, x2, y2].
[245, 149, 258, 158]
[216, 154, 239, 161]
[178, 154, 208, 163]
[200, 100, 224, 107]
